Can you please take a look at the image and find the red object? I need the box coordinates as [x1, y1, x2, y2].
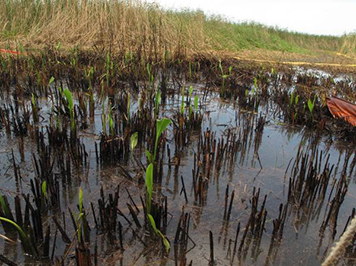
[327, 96, 356, 126]
[0, 49, 21, 55]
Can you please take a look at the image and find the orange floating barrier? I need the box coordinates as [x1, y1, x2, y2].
[0, 49, 21, 55]
[327, 96, 356, 126]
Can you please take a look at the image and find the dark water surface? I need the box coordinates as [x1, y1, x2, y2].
[0, 68, 355, 266]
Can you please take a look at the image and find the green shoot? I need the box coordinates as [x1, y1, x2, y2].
[154, 118, 171, 162]
[228, 66, 233, 75]
[147, 63, 154, 84]
[290, 92, 294, 107]
[48, 76, 55, 87]
[31, 93, 38, 123]
[130, 132, 138, 152]
[76, 212, 84, 244]
[307, 95, 317, 117]
[63, 88, 75, 131]
[41, 181, 48, 199]
[76, 187, 89, 243]
[218, 59, 232, 96]
[188, 87, 194, 118]
[106, 53, 111, 85]
[56, 42, 62, 50]
[108, 110, 114, 136]
[87, 67, 94, 88]
[127, 93, 131, 123]
[253, 77, 258, 91]
[180, 87, 185, 114]
[145, 163, 153, 214]
[124, 50, 133, 65]
[0, 217, 37, 256]
[18, 43, 25, 54]
[148, 214, 170, 253]
[218, 59, 223, 76]
[146, 150, 153, 163]
[194, 95, 198, 114]
[154, 89, 161, 118]
[70, 53, 76, 67]
[189, 86, 194, 99]
[0, 194, 11, 218]
[79, 187, 83, 213]
[102, 101, 106, 135]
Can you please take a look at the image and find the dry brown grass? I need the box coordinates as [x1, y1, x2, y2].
[340, 34, 356, 55]
[0, 0, 354, 61]
[1, 0, 211, 58]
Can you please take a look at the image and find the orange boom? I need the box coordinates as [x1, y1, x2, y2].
[0, 49, 21, 55]
[327, 96, 356, 126]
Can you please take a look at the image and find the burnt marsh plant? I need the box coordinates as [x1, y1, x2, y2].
[1, 49, 356, 266]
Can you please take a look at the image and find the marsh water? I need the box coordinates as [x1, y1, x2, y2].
[0, 65, 356, 266]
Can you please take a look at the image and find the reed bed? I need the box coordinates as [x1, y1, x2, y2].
[0, 0, 355, 60]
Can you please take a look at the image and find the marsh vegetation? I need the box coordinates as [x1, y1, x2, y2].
[1, 1, 356, 266]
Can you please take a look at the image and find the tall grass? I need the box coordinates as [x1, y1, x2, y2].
[340, 33, 356, 54]
[0, 0, 354, 58]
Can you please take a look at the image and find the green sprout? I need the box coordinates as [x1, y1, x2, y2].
[127, 93, 131, 123]
[130, 132, 138, 152]
[0, 194, 11, 219]
[189, 86, 194, 99]
[106, 53, 111, 85]
[56, 42, 62, 50]
[181, 87, 185, 115]
[307, 95, 317, 117]
[79, 187, 83, 213]
[31, 93, 38, 123]
[148, 214, 170, 253]
[147, 63, 154, 85]
[290, 92, 294, 107]
[76, 187, 89, 243]
[108, 104, 114, 136]
[48, 76, 55, 87]
[41, 181, 48, 200]
[218, 59, 233, 97]
[144, 164, 170, 253]
[102, 101, 106, 135]
[63, 88, 75, 132]
[0, 217, 37, 256]
[153, 118, 171, 163]
[188, 86, 195, 118]
[154, 89, 161, 118]
[145, 163, 153, 214]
